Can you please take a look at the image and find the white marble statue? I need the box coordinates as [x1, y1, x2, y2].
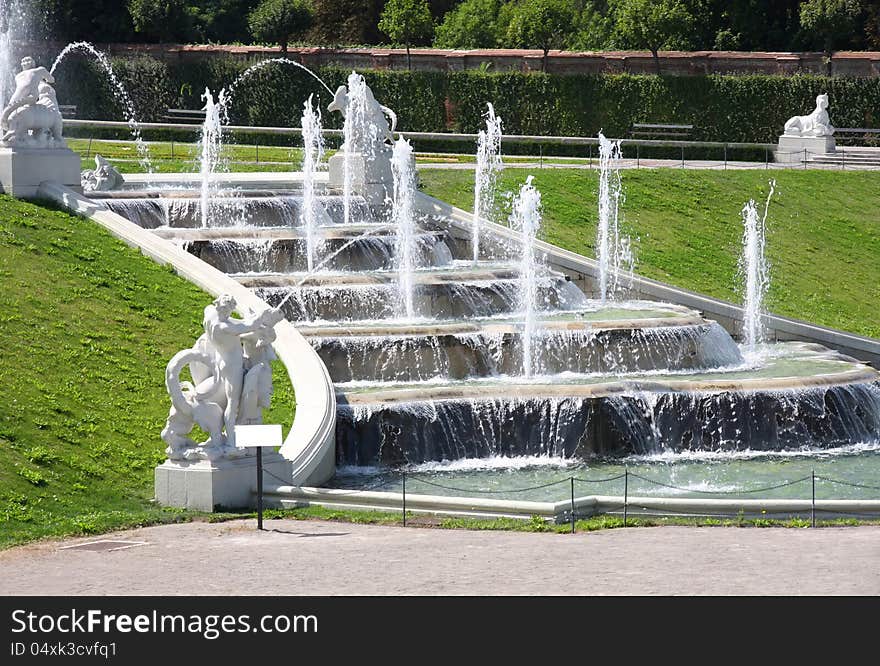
[162, 294, 285, 461]
[81, 154, 124, 192]
[0, 56, 66, 148]
[328, 81, 397, 153]
[784, 93, 835, 137]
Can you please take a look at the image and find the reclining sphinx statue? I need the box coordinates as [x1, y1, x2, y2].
[783, 93, 835, 138]
[162, 294, 285, 461]
[0, 56, 66, 149]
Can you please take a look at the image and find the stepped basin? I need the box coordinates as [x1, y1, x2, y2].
[302, 307, 742, 383]
[94, 191, 373, 228]
[335, 343, 880, 464]
[251, 267, 587, 323]
[165, 230, 455, 274]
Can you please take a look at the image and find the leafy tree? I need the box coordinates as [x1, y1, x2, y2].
[378, 0, 435, 69]
[128, 0, 195, 43]
[248, 0, 314, 54]
[800, 0, 862, 71]
[614, 0, 696, 74]
[502, 0, 577, 72]
[434, 0, 501, 49]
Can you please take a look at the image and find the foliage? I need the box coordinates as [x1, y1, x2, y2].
[247, 0, 314, 54]
[799, 0, 862, 54]
[434, 0, 502, 49]
[502, 0, 577, 65]
[127, 0, 195, 43]
[614, 0, 696, 72]
[379, 0, 435, 68]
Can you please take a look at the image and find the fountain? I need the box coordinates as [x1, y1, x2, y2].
[198, 87, 228, 228]
[391, 136, 418, 319]
[596, 132, 632, 303]
[301, 94, 325, 272]
[509, 175, 541, 377]
[473, 102, 503, 262]
[739, 180, 775, 353]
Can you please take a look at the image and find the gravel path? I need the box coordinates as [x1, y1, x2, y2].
[1, 520, 877, 596]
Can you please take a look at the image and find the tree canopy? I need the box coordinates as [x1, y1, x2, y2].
[247, 0, 314, 54]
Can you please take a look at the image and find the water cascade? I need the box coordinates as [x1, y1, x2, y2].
[596, 133, 631, 303]
[198, 88, 228, 228]
[510, 176, 542, 377]
[391, 136, 418, 319]
[300, 94, 325, 272]
[472, 102, 503, 262]
[50, 42, 152, 172]
[739, 180, 776, 352]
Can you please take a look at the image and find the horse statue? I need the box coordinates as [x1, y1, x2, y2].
[784, 93, 835, 138]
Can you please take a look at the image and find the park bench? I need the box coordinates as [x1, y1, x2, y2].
[162, 108, 206, 124]
[833, 127, 880, 146]
[58, 104, 77, 119]
[629, 122, 693, 140]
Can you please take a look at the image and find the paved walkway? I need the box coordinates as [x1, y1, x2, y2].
[1, 520, 878, 595]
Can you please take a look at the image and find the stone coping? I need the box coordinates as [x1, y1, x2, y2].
[237, 265, 536, 287]
[151, 223, 421, 241]
[37, 182, 337, 487]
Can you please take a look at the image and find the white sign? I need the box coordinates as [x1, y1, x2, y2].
[234, 424, 283, 448]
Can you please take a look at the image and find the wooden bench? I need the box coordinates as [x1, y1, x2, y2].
[58, 104, 77, 119]
[630, 122, 693, 140]
[162, 108, 206, 124]
[834, 127, 880, 145]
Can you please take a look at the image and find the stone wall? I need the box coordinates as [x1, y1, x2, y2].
[22, 42, 880, 77]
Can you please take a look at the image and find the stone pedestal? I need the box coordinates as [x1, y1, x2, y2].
[154, 452, 292, 512]
[328, 151, 394, 206]
[0, 146, 82, 197]
[775, 135, 836, 163]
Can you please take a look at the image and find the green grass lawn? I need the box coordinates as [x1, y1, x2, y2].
[418, 168, 880, 339]
[0, 196, 294, 548]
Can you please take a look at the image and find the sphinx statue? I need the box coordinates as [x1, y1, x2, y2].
[784, 93, 835, 138]
[0, 56, 66, 149]
[161, 294, 285, 461]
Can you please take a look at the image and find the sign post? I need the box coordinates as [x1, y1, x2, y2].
[234, 424, 283, 531]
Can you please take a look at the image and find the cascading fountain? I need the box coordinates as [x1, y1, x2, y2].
[391, 136, 418, 320]
[340, 72, 370, 226]
[301, 94, 325, 272]
[473, 102, 503, 262]
[198, 87, 228, 228]
[50, 41, 153, 172]
[738, 180, 775, 353]
[596, 132, 633, 303]
[510, 175, 541, 377]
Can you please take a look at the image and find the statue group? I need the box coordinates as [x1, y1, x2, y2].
[162, 294, 285, 462]
[0, 56, 66, 149]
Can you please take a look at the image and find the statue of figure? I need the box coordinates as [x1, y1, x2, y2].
[784, 93, 835, 137]
[82, 154, 124, 192]
[328, 79, 397, 154]
[161, 294, 285, 461]
[0, 56, 66, 148]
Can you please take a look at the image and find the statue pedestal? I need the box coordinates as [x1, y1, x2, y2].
[775, 135, 836, 163]
[328, 151, 395, 206]
[154, 452, 292, 512]
[0, 146, 82, 197]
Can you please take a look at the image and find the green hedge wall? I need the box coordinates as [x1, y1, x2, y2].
[40, 52, 880, 143]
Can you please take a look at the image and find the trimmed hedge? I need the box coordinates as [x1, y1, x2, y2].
[40, 52, 880, 143]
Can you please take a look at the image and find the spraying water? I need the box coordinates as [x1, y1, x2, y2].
[596, 132, 632, 304]
[738, 180, 776, 352]
[509, 175, 542, 377]
[197, 88, 228, 228]
[472, 102, 503, 262]
[391, 136, 418, 319]
[0, 0, 25, 112]
[341, 71, 370, 226]
[301, 94, 325, 272]
[50, 41, 153, 172]
[223, 58, 333, 101]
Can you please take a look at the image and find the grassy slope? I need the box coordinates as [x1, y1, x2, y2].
[0, 196, 293, 548]
[418, 168, 880, 339]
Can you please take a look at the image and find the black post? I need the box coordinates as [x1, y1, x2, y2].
[256, 143, 260, 164]
[724, 144, 727, 170]
[539, 144, 543, 169]
[811, 469, 816, 528]
[765, 147, 768, 169]
[588, 143, 592, 168]
[86, 137, 92, 158]
[803, 148, 807, 168]
[623, 467, 628, 527]
[636, 143, 640, 168]
[570, 477, 575, 534]
[256, 447, 264, 531]
[681, 146, 685, 168]
[402, 471, 406, 527]
[171, 140, 174, 159]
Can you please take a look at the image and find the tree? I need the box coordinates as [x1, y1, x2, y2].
[128, 0, 194, 43]
[378, 0, 435, 70]
[248, 0, 314, 54]
[800, 0, 862, 73]
[434, 0, 501, 50]
[502, 0, 577, 72]
[614, 0, 696, 74]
